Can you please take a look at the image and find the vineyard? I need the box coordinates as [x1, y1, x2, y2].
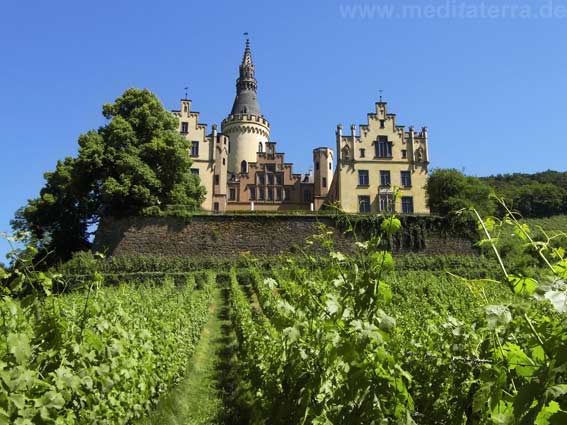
[2, 213, 567, 423]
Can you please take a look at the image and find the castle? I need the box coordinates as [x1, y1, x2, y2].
[172, 39, 430, 214]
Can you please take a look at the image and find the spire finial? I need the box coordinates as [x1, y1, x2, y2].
[379, 89, 384, 102]
[240, 33, 253, 67]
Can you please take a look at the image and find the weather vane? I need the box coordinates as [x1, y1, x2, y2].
[379, 89, 384, 102]
[184, 86, 189, 100]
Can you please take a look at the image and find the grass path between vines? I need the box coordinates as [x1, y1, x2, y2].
[139, 280, 251, 425]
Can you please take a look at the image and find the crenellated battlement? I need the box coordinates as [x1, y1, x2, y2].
[221, 114, 270, 128]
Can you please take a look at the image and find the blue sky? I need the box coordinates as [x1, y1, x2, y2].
[1, 0, 566, 263]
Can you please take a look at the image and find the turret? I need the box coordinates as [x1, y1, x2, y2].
[211, 124, 229, 212]
[313, 147, 334, 209]
[222, 38, 270, 174]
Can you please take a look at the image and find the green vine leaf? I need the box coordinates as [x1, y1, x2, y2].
[508, 274, 538, 295]
[7, 333, 31, 365]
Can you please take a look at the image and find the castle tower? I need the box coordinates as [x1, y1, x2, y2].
[211, 124, 229, 212]
[221, 38, 270, 174]
[313, 147, 334, 209]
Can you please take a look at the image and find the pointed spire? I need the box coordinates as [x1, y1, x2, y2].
[242, 38, 252, 66]
[231, 36, 261, 116]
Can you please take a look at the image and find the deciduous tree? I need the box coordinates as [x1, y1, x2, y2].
[12, 88, 205, 264]
[426, 168, 495, 217]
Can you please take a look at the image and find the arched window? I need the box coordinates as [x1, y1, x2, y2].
[241, 160, 248, 174]
[258, 142, 263, 153]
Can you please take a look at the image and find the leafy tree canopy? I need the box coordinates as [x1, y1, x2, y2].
[482, 170, 567, 217]
[426, 168, 495, 217]
[427, 168, 567, 219]
[12, 88, 205, 264]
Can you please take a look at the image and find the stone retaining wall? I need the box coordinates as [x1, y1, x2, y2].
[93, 215, 476, 258]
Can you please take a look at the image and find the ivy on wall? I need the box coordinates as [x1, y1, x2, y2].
[332, 214, 478, 252]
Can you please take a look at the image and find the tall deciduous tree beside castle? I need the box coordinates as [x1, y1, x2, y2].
[426, 168, 495, 217]
[13, 88, 205, 263]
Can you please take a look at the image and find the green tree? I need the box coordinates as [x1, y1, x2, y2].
[13, 88, 205, 264]
[513, 182, 566, 217]
[426, 168, 495, 217]
[482, 170, 567, 217]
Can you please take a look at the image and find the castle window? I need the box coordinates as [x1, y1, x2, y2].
[401, 171, 412, 187]
[276, 174, 283, 185]
[316, 162, 320, 170]
[268, 188, 274, 201]
[359, 196, 371, 213]
[322, 177, 327, 188]
[329, 162, 332, 170]
[380, 170, 391, 186]
[191, 141, 199, 157]
[359, 149, 365, 158]
[358, 170, 369, 186]
[181, 122, 189, 133]
[258, 188, 265, 200]
[268, 174, 274, 185]
[276, 188, 282, 201]
[249, 186, 256, 200]
[380, 120, 385, 129]
[402, 196, 414, 214]
[241, 160, 248, 174]
[402, 149, 407, 159]
[266, 164, 275, 172]
[214, 174, 220, 185]
[303, 190, 311, 203]
[375, 136, 392, 158]
[229, 188, 236, 201]
[223, 158, 226, 165]
[258, 142, 263, 153]
[258, 174, 265, 185]
[184, 104, 188, 113]
[190, 168, 199, 175]
[379, 194, 394, 212]
[284, 189, 290, 201]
